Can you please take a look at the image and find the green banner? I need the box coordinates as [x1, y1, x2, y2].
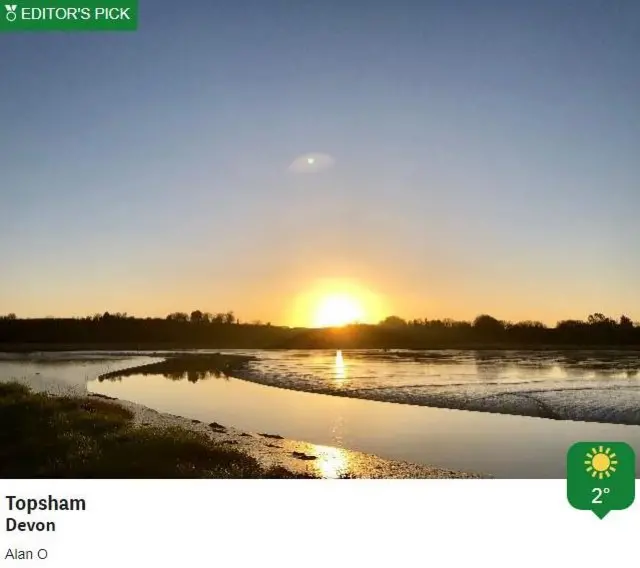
[0, 0, 137, 31]
[567, 442, 635, 519]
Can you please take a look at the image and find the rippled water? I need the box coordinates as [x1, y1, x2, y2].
[2, 349, 640, 478]
[250, 349, 640, 387]
[241, 349, 640, 425]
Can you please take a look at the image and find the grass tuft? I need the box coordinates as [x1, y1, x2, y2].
[0, 382, 312, 479]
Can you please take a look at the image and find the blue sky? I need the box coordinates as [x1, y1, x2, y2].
[1, 0, 639, 324]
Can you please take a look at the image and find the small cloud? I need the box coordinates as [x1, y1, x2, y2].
[288, 152, 335, 174]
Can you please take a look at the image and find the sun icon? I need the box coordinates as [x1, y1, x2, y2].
[584, 446, 618, 480]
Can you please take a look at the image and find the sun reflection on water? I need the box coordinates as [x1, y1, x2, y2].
[310, 444, 351, 478]
[334, 350, 347, 385]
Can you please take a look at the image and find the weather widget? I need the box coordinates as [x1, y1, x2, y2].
[567, 442, 635, 519]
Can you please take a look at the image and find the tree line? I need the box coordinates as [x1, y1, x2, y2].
[0, 311, 638, 349]
[375, 313, 639, 346]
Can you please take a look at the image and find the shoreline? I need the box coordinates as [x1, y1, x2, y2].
[0, 376, 482, 479]
[91, 392, 483, 479]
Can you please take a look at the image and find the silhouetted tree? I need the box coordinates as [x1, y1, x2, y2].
[473, 314, 505, 335]
[587, 313, 615, 326]
[620, 315, 634, 330]
[190, 310, 204, 324]
[380, 316, 407, 327]
[167, 312, 189, 322]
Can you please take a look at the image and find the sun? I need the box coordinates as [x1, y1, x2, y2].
[584, 446, 618, 480]
[313, 294, 364, 328]
[288, 278, 386, 328]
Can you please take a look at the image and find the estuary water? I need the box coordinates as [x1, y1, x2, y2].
[239, 349, 640, 425]
[2, 349, 640, 478]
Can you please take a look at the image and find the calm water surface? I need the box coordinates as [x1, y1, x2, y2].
[2, 349, 640, 478]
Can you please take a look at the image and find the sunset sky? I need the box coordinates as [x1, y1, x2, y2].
[1, 1, 639, 326]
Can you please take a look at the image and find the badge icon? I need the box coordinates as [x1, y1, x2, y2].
[5, 4, 17, 22]
[567, 442, 635, 519]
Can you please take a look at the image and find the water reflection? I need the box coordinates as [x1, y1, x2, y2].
[101, 368, 229, 383]
[334, 350, 347, 386]
[163, 370, 229, 383]
[310, 445, 351, 478]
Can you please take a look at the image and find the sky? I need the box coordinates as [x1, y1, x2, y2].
[1, 0, 639, 326]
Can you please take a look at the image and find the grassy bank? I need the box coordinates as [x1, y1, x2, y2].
[0, 382, 310, 479]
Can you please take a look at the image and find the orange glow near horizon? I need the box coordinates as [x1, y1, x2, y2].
[290, 278, 387, 328]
